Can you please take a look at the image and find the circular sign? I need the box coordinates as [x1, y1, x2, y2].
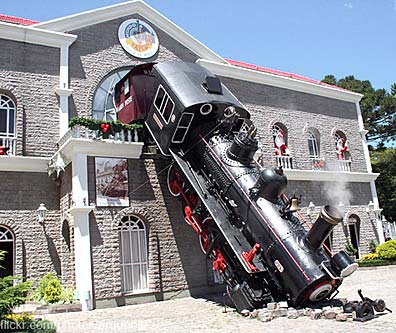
[118, 19, 159, 59]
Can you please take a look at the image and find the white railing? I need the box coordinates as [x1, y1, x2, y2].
[338, 159, 352, 172]
[0, 137, 17, 156]
[276, 155, 293, 169]
[58, 125, 140, 147]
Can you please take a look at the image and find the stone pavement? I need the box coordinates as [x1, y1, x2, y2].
[42, 266, 396, 333]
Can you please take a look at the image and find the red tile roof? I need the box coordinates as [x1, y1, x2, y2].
[226, 59, 350, 92]
[0, 14, 38, 25]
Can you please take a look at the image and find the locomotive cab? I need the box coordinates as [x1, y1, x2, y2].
[145, 61, 250, 155]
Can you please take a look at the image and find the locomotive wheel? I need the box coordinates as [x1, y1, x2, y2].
[199, 217, 213, 254]
[167, 164, 185, 197]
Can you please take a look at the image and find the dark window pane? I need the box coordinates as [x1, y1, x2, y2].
[163, 99, 174, 123]
[154, 87, 165, 110]
[172, 128, 186, 142]
[8, 109, 15, 134]
[0, 110, 6, 133]
[179, 113, 193, 127]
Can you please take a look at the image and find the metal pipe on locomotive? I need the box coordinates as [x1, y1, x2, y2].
[115, 61, 358, 312]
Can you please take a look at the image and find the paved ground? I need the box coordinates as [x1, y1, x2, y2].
[42, 266, 396, 333]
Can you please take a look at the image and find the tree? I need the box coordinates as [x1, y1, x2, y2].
[321, 75, 396, 146]
[371, 148, 396, 221]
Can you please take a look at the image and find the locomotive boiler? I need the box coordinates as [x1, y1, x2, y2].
[114, 61, 358, 312]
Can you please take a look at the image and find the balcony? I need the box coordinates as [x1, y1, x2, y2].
[55, 125, 144, 166]
[276, 155, 293, 169]
[0, 136, 16, 156]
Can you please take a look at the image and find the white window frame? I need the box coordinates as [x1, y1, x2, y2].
[118, 215, 149, 293]
[153, 85, 175, 125]
[0, 225, 15, 276]
[171, 112, 194, 143]
[0, 94, 16, 138]
[308, 131, 320, 159]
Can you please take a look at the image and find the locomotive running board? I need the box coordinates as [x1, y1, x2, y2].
[170, 149, 266, 274]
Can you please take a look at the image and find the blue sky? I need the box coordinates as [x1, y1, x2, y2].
[1, 0, 395, 91]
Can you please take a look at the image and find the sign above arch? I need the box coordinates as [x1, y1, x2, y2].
[118, 19, 159, 59]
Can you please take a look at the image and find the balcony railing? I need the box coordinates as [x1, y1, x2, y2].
[338, 159, 352, 172]
[276, 156, 293, 169]
[0, 137, 17, 156]
[58, 125, 141, 148]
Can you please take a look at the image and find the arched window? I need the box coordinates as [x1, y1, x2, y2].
[0, 94, 16, 138]
[347, 214, 360, 259]
[307, 130, 320, 159]
[0, 226, 15, 278]
[272, 123, 289, 156]
[334, 131, 348, 160]
[118, 215, 148, 293]
[92, 68, 132, 121]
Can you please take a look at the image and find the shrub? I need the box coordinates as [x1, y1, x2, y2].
[377, 240, 396, 260]
[360, 253, 379, 261]
[369, 239, 377, 254]
[345, 240, 357, 256]
[60, 287, 76, 304]
[32, 273, 62, 305]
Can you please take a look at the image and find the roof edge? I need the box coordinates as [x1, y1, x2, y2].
[197, 59, 363, 103]
[0, 21, 77, 48]
[33, 0, 227, 64]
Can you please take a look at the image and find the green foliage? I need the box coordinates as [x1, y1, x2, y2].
[345, 240, 357, 256]
[31, 274, 75, 305]
[69, 116, 143, 133]
[31, 274, 61, 305]
[357, 258, 396, 267]
[0, 276, 32, 319]
[369, 239, 377, 254]
[376, 240, 396, 260]
[320, 75, 396, 146]
[59, 287, 75, 304]
[371, 148, 396, 220]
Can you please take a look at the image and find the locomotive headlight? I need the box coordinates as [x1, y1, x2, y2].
[224, 106, 236, 118]
[309, 283, 333, 302]
[200, 103, 213, 115]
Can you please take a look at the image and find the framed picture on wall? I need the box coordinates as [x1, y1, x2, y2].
[95, 157, 129, 207]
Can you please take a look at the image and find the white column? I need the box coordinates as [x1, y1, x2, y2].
[56, 46, 73, 138]
[355, 102, 385, 243]
[70, 153, 95, 310]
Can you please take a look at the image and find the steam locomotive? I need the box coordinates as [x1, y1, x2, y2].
[114, 61, 358, 311]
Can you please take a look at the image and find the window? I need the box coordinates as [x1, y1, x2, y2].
[347, 215, 360, 259]
[0, 226, 14, 278]
[334, 131, 348, 160]
[119, 215, 148, 293]
[172, 113, 194, 143]
[92, 68, 132, 121]
[0, 94, 16, 138]
[153, 85, 175, 124]
[307, 130, 320, 159]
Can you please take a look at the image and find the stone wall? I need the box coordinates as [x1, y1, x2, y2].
[220, 77, 367, 173]
[0, 171, 61, 284]
[0, 39, 60, 157]
[86, 156, 211, 301]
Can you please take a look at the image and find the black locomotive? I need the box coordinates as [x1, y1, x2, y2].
[114, 61, 358, 311]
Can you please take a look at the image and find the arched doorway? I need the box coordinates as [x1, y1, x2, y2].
[347, 214, 360, 259]
[118, 215, 148, 293]
[0, 226, 14, 277]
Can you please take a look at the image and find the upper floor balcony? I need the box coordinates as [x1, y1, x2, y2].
[54, 122, 144, 167]
[0, 136, 16, 156]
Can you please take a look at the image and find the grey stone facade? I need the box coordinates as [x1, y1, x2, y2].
[0, 4, 379, 309]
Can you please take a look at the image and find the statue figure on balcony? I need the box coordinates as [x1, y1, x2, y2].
[274, 129, 290, 156]
[336, 137, 348, 160]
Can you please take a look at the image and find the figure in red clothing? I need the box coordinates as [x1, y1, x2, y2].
[274, 129, 290, 156]
[336, 136, 348, 160]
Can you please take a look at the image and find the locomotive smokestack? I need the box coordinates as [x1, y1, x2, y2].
[305, 205, 343, 250]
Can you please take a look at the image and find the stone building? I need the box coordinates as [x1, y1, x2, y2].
[0, 1, 382, 310]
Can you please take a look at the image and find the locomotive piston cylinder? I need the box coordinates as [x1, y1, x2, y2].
[305, 205, 343, 250]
